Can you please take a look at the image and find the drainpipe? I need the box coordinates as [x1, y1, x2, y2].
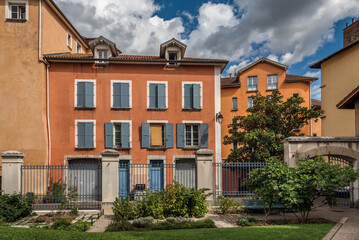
[45, 60, 51, 167]
[38, 0, 42, 61]
[309, 82, 312, 136]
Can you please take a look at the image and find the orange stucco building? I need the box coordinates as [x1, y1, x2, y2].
[220, 58, 317, 159]
[0, 0, 90, 176]
[45, 39, 227, 168]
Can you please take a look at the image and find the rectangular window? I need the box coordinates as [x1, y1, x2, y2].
[104, 121, 131, 149]
[9, 4, 26, 19]
[150, 124, 165, 147]
[76, 41, 82, 53]
[183, 82, 202, 109]
[67, 32, 72, 49]
[247, 97, 253, 109]
[75, 80, 96, 108]
[293, 93, 300, 97]
[141, 122, 174, 149]
[232, 97, 238, 110]
[112, 80, 131, 108]
[98, 50, 108, 59]
[76, 120, 95, 149]
[267, 74, 278, 90]
[114, 124, 122, 148]
[148, 82, 167, 109]
[247, 76, 258, 92]
[185, 124, 200, 147]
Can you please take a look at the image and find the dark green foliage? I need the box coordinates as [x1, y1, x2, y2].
[238, 217, 257, 226]
[106, 220, 134, 232]
[112, 182, 209, 220]
[43, 180, 66, 204]
[132, 217, 154, 228]
[247, 157, 359, 222]
[0, 191, 35, 222]
[215, 196, 243, 214]
[148, 218, 215, 230]
[70, 207, 78, 216]
[223, 91, 323, 162]
[51, 217, 90, 231]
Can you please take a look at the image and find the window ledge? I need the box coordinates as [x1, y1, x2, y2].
[148, 147, 166, 151]
[266, 89, 278, 92]
[182, 108, 202, 111]
[111, 107, 131, 110]
[246, 90, 258, 93]
[231, 109, 238, 111]
[75, 107, 95, 110]
[6, 18, 27, 23]
[95, 61, 109, 66]
[183, 146, 200, 150]
[166, 63, 181, 68]
[147, 108, 167, 111]
[76, 147, 95, 150]
[113, 147, 131, 150]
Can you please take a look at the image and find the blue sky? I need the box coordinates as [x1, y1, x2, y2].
[56, 0, 359, 101]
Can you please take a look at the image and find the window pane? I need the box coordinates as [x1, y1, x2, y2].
[114, 124, 121, 147]
[267, 75, 277, 90]
[185, 125, 191, 146]
[248, 77, 257, 91]
[247, 97, 253, 108]
[151, 124, 163, 146]
[19, 6, 25, 19]
[11, 5, 18, 19]
[192, 125, 199, 146]
[232, 97, 238, 110]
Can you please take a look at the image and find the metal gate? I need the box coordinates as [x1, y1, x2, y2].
[327, 155, 355, 207]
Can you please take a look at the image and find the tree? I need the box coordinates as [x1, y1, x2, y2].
[223, 90, 323, 162]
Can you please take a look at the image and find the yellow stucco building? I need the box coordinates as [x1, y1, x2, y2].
[0, 0, 90, 175]
[310, 18, 359, 137]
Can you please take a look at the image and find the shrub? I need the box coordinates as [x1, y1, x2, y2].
[113, 197, 138, 220]
[215, 196, 243, 214]
[0, 191, 35, 222]
[70, 207, 78, 216]
[161, 182, 189, 217]
[132, 217, 154, 228]
[136, 191, 164, 219]
[186, 188, 209, 218]
[51, 217, 90, 231]
[148, 218, 215, 230]
[238, 217, 256, 227]
[106, 220, 134, 232]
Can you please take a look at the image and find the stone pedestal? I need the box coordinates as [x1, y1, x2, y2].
[100, 150, 120, 215]
[195, 149, 214, 200]
[1, 151, 25, 194]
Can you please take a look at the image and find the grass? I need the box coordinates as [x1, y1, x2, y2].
[0, 224, 334, 240]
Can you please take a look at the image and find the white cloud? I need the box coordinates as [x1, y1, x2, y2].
[305, 70, 321, 78]
[267, 54, 279, 62]
[225, 60, 250, 76]
[311, 84, 321, 100]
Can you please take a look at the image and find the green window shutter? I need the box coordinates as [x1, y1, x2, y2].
[85, 122, 94, 148]
[193, 84, 201, 109]
[113, 83, 121, 108]
[149, 84, 157, 108]
[77, 82, 85, 107]
[120, 83, 130, 108]
[77, 122, 86, 148]
[184, 84, 192, 109]
[176, 123, 185, 148]
[157, 84, 166, 109]
[104, 123, 113, 148]
[165, 123, 174, 148]
[85, 82, 94, 107]
[200, 123, 208, 148]
[121, 123, 130, 148]
[141, 122, 150, 148]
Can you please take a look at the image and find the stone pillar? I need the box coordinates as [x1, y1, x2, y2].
[100, 150, 120, 215]
[1, 151, 25, 194]
[195, 149, 214, 200]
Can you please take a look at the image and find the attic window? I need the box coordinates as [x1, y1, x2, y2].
[98, 49, 108, 59]
[167, 52, 179, 66]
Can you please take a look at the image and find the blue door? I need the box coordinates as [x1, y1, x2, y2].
[119, 161, 130, 199]
[150, 160, 164, 192]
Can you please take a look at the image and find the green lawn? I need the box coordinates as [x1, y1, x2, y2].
[0, 224, 334, 240]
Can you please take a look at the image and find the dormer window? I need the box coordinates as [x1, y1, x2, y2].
[98, 49, 108, 59]
[160, 38, 187, 67]
[169, 52, 178, 61]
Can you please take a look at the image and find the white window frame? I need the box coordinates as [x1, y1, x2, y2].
[75, 120, 96, 149]
[67, 32, 72, 50]
[5, 0, 28, 20]
[247, 96, 253, 109]
[267, 74, 278, 90]
[76, 40, 82, 53]
[247, 76, 258, 92]
[181, 82, 203, 109]
[147, 81, 168, 109]
[97, 49, 109, 59]
[232, 97, 238, 110]
[111, 80, 132, 109]
[111, 120, 132, 148]
[182, 120, 202, 147]
[74, 79, 96, 108]
[147, 120, 168, 148]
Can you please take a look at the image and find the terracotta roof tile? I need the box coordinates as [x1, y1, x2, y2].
[285, 74, 317, 83]
[221, 77, 240, 88]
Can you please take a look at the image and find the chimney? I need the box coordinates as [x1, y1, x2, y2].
[343, 18, 359, 47]
[229, 73, 232, 77]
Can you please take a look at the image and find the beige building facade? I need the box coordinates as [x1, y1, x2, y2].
[0, 0, 89, 172]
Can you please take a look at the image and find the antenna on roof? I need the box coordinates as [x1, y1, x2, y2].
[229, 73, 232, 77]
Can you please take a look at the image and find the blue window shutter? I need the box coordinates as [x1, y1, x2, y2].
[85, 82, 94, 107]
[85, 122, 94, 148]
[77, 122, 85, 148]
[113, 83, 121, 108]
[120, 83, 130, 108]
[104, 123, 113, 148]
[121, 123, 130, 148]
[176, 123, 185, 148]
[193, 84, 201, 109]
[165, 123, 174, 148]
[141, 122, 150, 148]
[184, 84, 192, 109]
[77, 82, 85, 107]
[149, 84, 157, 108]
[200, 123, 208, 148]
[157, 84, 166, 109]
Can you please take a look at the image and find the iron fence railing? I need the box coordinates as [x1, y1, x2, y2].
[213, 162, 267, 199]
[21, 164, 102, 210]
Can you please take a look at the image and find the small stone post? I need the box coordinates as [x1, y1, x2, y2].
[100, 150, 120, 215]
[195, 149, 214, 200]
[1, 151, 25, 194]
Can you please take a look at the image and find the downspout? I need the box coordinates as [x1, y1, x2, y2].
[38, 0, 42, 61]
[45, 60, 51, 166]
[309, 82, 312, 136]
